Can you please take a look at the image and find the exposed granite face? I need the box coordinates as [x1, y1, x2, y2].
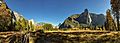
[90, 13, 105, 26]
[59, 9, 105, 28]
[76, 9, 92, 25]
[59, 14, 80, 28]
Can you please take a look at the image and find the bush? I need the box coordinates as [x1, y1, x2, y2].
[42, 23, 53, 30]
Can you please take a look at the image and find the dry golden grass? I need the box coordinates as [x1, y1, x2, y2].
[44, 30, 109, 33]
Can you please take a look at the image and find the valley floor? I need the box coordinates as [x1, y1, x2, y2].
[0, 30, 120, 43]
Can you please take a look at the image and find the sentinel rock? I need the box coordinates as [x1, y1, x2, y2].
[59, 9, 105, 29]
[76, 9, 92, 25]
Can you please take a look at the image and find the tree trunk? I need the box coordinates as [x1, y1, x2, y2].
[117, 13, 119, 31]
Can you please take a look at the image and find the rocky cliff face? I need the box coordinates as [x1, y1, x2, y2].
[12, 11, 23, 21]
[59, 14, 80, 28]
[76, 9, 92, 25]
[59, 9, 105, 28]
[90, 13, 105, 26]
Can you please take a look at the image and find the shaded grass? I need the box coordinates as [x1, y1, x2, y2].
[35, 31, 120, 43]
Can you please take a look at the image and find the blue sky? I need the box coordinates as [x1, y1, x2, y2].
[5, 0, 110, 26]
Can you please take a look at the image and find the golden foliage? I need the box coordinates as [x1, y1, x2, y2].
[105, 9, 117, 31]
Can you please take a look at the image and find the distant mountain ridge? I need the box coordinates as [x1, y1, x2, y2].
[59, 9, 106, 28]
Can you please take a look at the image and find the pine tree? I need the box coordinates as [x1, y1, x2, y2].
[111, 0, 120, 30]
[105, 9, 117, 31]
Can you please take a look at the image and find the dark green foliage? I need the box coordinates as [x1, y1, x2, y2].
[15, 20, 21, 31]
[43, 23, 53, 30]
[0, 14, 13, 31]
[111, 0, 120, 30]
[15, 17, 29, 31]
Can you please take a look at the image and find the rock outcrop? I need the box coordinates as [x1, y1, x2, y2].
[59, 14, 80, 28]
[76, 9, 92, 26]
[59, 9, 105, 28]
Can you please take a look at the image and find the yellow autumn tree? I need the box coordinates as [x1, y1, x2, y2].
[105, 9, 117, 31]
